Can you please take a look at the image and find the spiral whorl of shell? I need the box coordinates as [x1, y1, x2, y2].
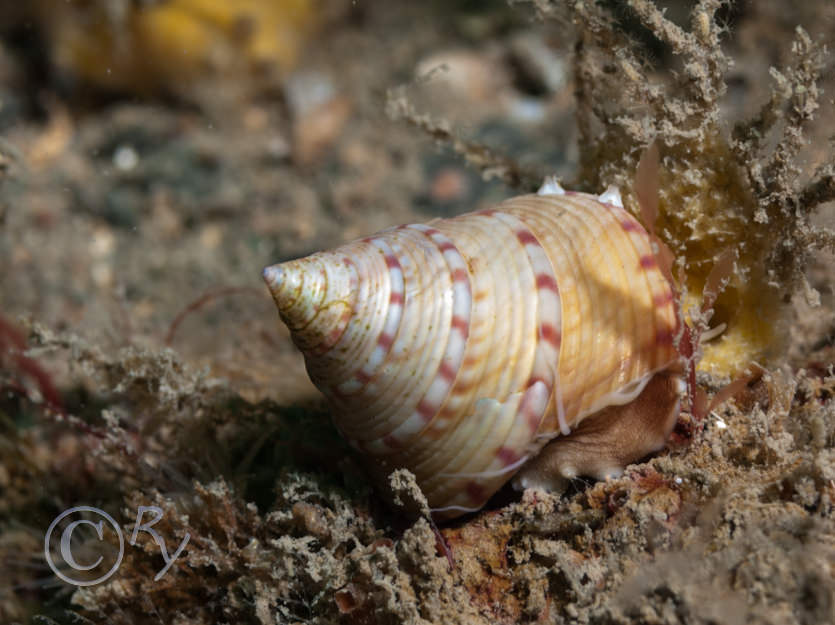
[264, 191, 678, 516]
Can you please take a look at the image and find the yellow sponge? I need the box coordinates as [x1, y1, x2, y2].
[653, 136, 785, 378]
[37, 0, 315, 94]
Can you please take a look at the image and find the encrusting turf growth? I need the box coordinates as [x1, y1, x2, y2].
[535, 0, 835, 377]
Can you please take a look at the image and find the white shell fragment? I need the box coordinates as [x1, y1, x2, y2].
[598, 184, 624, 208]
[264, 191, 679, 517]
[537, 175, 566, 196]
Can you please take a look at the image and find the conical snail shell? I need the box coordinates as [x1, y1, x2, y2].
[263, 188, 678, 516]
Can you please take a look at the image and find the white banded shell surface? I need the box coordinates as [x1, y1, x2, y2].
[263, 191, 678, 516]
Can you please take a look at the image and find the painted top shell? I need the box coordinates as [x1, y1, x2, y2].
[264, 188, 679, 517]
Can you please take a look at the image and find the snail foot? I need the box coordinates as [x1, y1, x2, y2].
[513, 370, 684, 493]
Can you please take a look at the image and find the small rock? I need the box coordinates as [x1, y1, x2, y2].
[508, 33, 567, 95]
[90, 226, 116, 258]
[429, 166, 470, 204]
[284, 70, 351, 165]
[284, 71, 337, 118]
[292, 95, 352, 166]
[113, 144, 139, 171]
[415, 49, 508, 103]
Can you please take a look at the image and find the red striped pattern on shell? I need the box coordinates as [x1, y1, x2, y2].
[263, 191, 679, 516]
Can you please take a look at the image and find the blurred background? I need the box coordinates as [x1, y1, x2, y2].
[0, 0, 583, 404]
[0, 0, 831, 401]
